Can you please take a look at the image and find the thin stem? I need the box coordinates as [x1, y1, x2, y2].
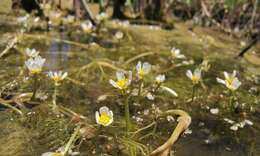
[124, 95, 131, 134]
[191, 85, 196, 102]
[31, 74, 38, 101]
[138, 80, 143, 97]
[52, 84, 58, 112]
[229, 90, 236, 111]
[64, 125, 81, 156]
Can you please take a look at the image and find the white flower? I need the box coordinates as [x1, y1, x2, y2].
[244, 119, 253, 126]
[146, 92, 155, 100]
[155, 74, 165, 83]
[25, 56, 46, 74]
[81, 20, 93, 33]
[210, 108, 219, 115]
[47, 71, 68, 85]
[95, 106, 113, 126]
[41, 146, 79, 156]
[25, 48, 39, 58]
[96, 12, 108, 21]
[216, 70, 241, 91]
[186, 68, 202, 84]
[160, 86, 178, 97]
[230, 124, 239, 131]
[224, 118, 235, 124]
[136, 61, 151, 79]
[115, 31, 124, 40]
[62, 15, 75, 25]
[109, 71, 132, 90]
[171, 47, 185, 59]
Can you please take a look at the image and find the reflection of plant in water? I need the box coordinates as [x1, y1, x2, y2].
[216, 70, 242, 111]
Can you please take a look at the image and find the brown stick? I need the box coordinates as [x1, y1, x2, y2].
[149, 110, 191, 156]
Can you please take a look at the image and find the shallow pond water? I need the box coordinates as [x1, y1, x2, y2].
[0, 8, 260, 156]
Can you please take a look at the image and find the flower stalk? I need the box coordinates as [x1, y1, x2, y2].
[124, 95, 131, 134]
[191, 84, 196, 102]
[31, 74, 38, 101]
[52, 84, 58, 112]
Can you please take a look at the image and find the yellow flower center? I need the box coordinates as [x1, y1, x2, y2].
[52, 76, 62, 82]
[191, 76, 200, 84]
[225, 79, 234, 90]
[116, 79, 128, 89]
[30, 68, 41, 74]
[138, 69, 145, 78]
[99, 113, 111, 125]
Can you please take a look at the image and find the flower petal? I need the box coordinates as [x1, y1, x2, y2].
[142, 62, 151, 74]
[116, 71, 125, 80]
[136, 61, 142, 71]
[216, 78, 226, 85]
[109, 79, 119, 89]
[99, 106, 109, 114]
[186, 70, 193, 79]
[95, 111, 100, 124]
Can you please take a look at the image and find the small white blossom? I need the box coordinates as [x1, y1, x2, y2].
[210, 108, 219, 115]
[25, 56, 46, 75]
[216, 70, 241, 91]
[146, 92, 155, 100]
[186, 68, 202, 84]
[47, 71, 68, 85]
[95, 106, 113, 126]
[115, 31, 124, 40]
[109, 71, 132, 90]
[136, 61, 151, 79]
[155, 74, 165, 83]
[81, 20, 93, 33]
[171, 47, 185, 59]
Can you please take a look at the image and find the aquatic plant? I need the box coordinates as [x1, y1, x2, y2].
[109, 71, 132, 90]
[25, 55, 46, 100]
[109, 71, 132, 133]
[136, 61, 151, 97]
[95, 106, 113, 126]
[216, 70, 242, 110]
[47, 71, 68, 112]
[186, 68, 202, 102]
